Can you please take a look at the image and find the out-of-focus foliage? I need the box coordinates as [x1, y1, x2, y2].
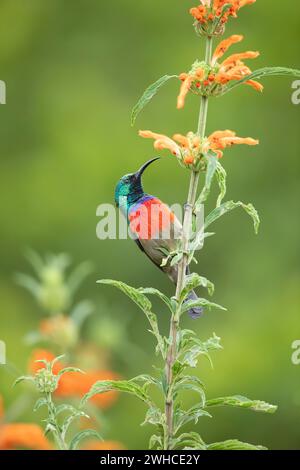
[0, 0, 299, 450]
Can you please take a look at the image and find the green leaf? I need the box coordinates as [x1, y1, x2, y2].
[142, 406, 164, 427]
[131, 75, 177, 126]
[98, 279, 164, 357]
[14, 273, 40, 298]
[130, 374, 161, 391]
[205, 395, 277, 414]
[67, 261, 93, 295]
[207, 439, 266, 450]
[205, 200, 260, 234]
[173, 377, 206, 408]
[180, 298, 226, 315]
[174, 405, 211, 434]
[56, 367, 84, 379]
[69, 430, 102, 450]
[70, 300, 94, 328]
[178, 333, 223, 369]
[197, 155, 218, 206]
[172, 432, 206, 450]
[216, 161, 227, 207]
[149, 434, 163, 450]
[180, 273, 214, 302]
[62, 411, 89, 440]
[138, 288, 174, 313]
[13, 375, 35, 387]
[97, 279, 151, 311]
[24, 248, 44, 275]
[221, 66, 300, 95]
[55, 404, 78, 416]
[81, 379, 152, 407]
[33, 398, 48, 412]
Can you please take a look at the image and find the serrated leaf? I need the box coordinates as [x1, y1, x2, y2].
[56, 367, 84, 379]
[174, 405, 211, 434]
[207, 439, 266, 450]
[131, 75, 177, 126]
[81, 379, 152, 407]
[98, 279, 164, 357]
[138, 288, 174, 313]
[172, 432, 206, 450]
[181, 298, 226, 315]
[62, 411, 89, 440]
[205, 395, 277, 414]
[33, 398, 48, 412]
[180, 273, 214, 302]
[142, 406, 163, 427]
[69, 430, 102, 450]
[197, 155, 218, 206]
[130, 374, 161, 390]
[221, 66, 300, 96]
[97, 279, 151, 311]
[13, 375, 35, 387]
[149, 434, 163, 450]
[173, 379, 206, 408]
[56, 404, 78, 416]
[216, 161, 227, 207]
[205, 200, 260, 234]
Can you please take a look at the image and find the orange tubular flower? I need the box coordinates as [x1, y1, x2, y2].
[82, 440, 125, 451]
[206, 130, 259, 158]
[177, 35, 262, 107]
[0, 423, 52, 450]
[139, 130, 181, 155]
[0, 395, 52, 450]
[190, 0, 256, 35]
[139, 129, 258, 163]
[139, 130, 201, 167]
[28, 350, 119, 409]
[213, 35, 262, 91]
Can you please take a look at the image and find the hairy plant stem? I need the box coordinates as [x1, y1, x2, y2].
[164, 36, 213, 450]
[46, 392, 67, 450]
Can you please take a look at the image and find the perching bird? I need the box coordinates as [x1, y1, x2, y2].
[114, 158, 203, 319]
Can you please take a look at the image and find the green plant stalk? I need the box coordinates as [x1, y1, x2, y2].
[46, 392, 67, 450]
[164, 36, 213, 450]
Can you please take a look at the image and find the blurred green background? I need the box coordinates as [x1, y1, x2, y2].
[0, 0, 299, 450]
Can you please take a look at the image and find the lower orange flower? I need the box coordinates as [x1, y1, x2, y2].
[28, 350, 119, 409]
[82, 440, 125, 451]
[0, 395, 51, 450]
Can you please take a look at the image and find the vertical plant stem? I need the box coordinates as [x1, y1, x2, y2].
[164, 35, 213, 450]
[46, 392, 67, 450]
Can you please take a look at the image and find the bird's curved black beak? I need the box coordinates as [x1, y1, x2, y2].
[136, 157, 160, 179]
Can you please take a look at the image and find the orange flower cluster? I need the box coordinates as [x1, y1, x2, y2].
[190, 0, 256, 30]
[82, 440, 125, 450]
[177, 35, 262, 109]
[139, 129, 258, 164]
[29, 350, 119, 409]
[0, 396, 51, 450]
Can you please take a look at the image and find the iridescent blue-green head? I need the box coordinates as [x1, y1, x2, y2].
[114, 158, 159, 211]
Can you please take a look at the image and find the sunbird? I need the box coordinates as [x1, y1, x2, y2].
[114, 158, 203, 319]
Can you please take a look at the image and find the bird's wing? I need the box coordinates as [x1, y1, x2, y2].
[129, 197, 182, 283]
